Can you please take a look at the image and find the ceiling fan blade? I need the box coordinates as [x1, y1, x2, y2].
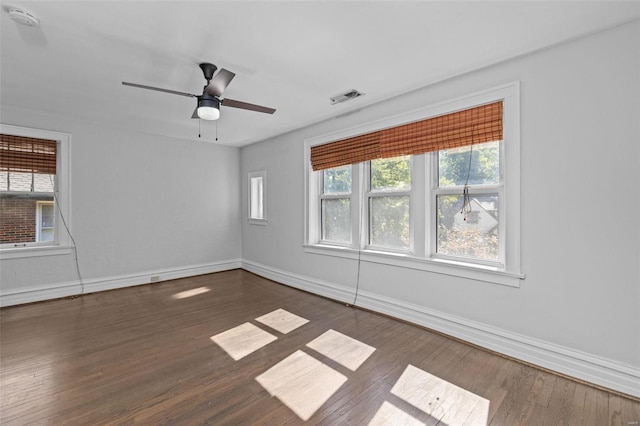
[204, 69, 236, 97]
[191, 107, 199, 119]
[222, 98, 276, 114]
[122, 82, 196, 98]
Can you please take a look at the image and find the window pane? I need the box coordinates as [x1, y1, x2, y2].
[322, 198, 350, 243]
[41, 204, 55, 228]
[250, 176, 264, 219]
[0, 172, 55, 192]
[323, 166, 351, 193]
[38, 202, 55, 243]
[370, 196, 410, 249]
[438, 141, 499, 187]
[371, 156, 410, 191]
[437, 193, 499, 261]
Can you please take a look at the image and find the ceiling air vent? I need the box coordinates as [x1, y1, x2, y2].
[330, 89, 365, 105]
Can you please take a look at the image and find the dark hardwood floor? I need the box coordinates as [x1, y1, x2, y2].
[1, 270, 638, 425]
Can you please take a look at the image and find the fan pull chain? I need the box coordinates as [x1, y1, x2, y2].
[198, 119, 201, 138]
[216, 120, 218, 141]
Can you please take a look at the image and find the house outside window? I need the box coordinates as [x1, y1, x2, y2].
[305, 83, 522, 287]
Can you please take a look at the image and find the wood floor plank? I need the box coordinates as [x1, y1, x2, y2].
[609, 394, 640, 426]
[1, 270, 638, 425]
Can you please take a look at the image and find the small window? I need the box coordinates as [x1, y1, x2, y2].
[248, 171, 267, 224]
[36, 201, 55, 242]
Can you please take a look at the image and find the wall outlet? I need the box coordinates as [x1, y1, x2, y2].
[150, 275, 160, 283]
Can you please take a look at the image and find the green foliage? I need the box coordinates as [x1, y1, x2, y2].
[370, 196, 410, 249]
[439, 141, 499, 187]
[371, 156, 410, 190]
[323, 166, 351, 193]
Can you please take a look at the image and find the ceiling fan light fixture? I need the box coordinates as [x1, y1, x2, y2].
[197, 96, 220, 120]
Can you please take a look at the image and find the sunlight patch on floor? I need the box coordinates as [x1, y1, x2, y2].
[306, 329, 376, 371]
[210, 322, 277, 361]
[172, 287, 210, 299]
[390, 364, 490, 425]
[255, 308, 309, 334]
[255, 350, 347, 421]
[368, 401, 425, 426]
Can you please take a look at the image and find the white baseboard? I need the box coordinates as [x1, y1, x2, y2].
[242, 259, 355, 303]
[242, 259, 640, 399]
[0, 259, 242, 307]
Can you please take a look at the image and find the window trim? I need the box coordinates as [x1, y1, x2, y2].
[248, 170, 267, 225]
[0, 124, 72, 259]
[304, 82, 522, 287]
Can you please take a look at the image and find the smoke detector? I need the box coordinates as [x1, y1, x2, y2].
[330, 89, 365, 105]
[7, 7, 40, 27]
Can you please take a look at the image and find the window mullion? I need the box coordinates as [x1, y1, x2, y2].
[355, 162, 366, 249]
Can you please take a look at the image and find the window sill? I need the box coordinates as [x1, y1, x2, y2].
[0, 245, 74, 260]
[304, 244, 524, 288]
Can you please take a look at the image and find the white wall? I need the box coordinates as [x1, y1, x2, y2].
[0, 110, 242, 303]
[241, 21, 640, 396]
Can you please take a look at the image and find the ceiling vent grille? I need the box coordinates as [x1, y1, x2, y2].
[330, 89, 364, 105]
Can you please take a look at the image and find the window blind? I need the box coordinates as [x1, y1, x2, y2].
[311, 101, 503, 171]
[0, 134, 57, 175]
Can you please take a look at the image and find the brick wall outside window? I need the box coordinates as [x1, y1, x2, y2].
[0, 198, 38, 244]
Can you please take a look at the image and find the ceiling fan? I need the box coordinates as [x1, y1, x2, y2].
[122, 63, 275, 121]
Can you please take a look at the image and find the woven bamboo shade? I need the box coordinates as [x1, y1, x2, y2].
[311, 101, 503, 171]
[0, 134, 57, 175]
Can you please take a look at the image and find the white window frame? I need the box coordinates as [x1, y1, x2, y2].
[0, 124, 72, 259]
[304, 82, 523, 287]
[248, 170, 267, 225]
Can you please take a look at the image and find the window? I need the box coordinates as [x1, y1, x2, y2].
[434, 141, 502, 264]
[0, 125, 71, 258]
[248, 171, 267, 224]
[305, 83, 522, 287]
[321, 165, 352, 244]
[367, 156, 411, 251]
[36, 201, 55, 242]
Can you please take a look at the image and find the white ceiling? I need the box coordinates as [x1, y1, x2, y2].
[1, 1, 638, 147]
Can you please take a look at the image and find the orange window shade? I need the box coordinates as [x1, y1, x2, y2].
[0, 134, 57, 175]
[310, 101, 503, 171]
